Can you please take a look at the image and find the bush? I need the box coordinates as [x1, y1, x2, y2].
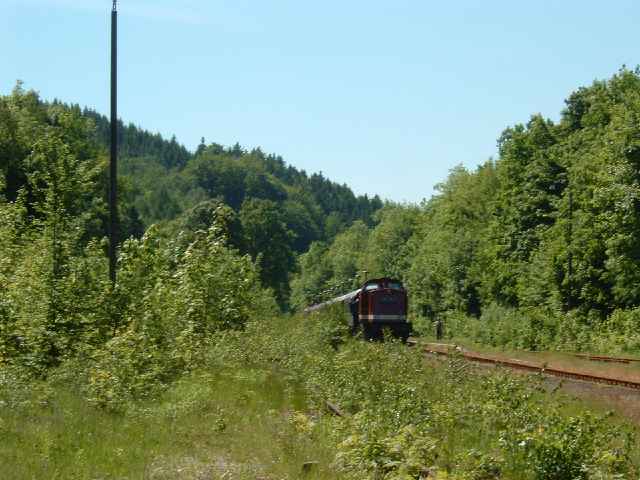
[81, 223, 276, 409]
[442, 303, 640, 356]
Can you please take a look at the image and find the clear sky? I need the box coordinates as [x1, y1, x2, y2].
[2, 0, 638, 203]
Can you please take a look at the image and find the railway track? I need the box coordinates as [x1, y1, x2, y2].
[572, 353, 640, 364]
[422, 344, 640, 391]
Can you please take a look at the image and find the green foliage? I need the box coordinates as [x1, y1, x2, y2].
[364, 205, 420, 280]
[174, 146, 381, 260]
[335, 424, 438, 479]
[442, 305, 559, 351]
[0, 84, 143, 242]
[525, 415, 604, 480]
[240, 198, 295, 307]
[407, 164, 497, 318]
[0, 367, 339, 479]
[208, 311, 638, 479]
[3, 83, 385, 311]
[84, 107, 192, 169]
[0, 103, 116, 372]
[0, 86, 278, 397]
[103, 121, 382, 252]
[290, 242, 333, 309]
[293, 68, 640, 355]
[85, 224, 276, 409]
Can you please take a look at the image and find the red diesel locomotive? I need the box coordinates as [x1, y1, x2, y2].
[305, 277, 411, 341]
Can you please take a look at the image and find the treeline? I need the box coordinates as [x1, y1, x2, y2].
[0, 81, 384, 382]
[77, 104, 383, 240]
[293, 68, 640, 353]
[0, 82, 277, 389]
[88, 104, 381, 305]
[2, 83, 383, 307]
[84, 107, 192, 169]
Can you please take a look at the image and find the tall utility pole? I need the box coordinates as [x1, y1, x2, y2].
[109, 0, 118, 284]
[567, 188, 573, 310]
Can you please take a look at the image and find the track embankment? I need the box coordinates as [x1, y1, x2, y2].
[422, 343, 640, 391]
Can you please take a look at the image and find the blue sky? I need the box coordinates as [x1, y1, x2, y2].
[2, 1, 638, 203]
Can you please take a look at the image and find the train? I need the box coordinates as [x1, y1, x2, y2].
[305, 277, 411, 341]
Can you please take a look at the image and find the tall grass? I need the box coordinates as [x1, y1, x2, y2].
[0, 366, 339, 479]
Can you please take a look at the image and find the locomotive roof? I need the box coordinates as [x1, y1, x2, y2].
[361, 277, 404, 288]
[303, 288, 361, 313]
[304, 278, 406, 313]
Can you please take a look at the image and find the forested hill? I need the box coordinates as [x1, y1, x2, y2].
[75, 104, 383, 237]
[2, 84, 382, 306]
[82, 107, 192, 170]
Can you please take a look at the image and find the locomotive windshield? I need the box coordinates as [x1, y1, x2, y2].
[363, 279, 404, 291]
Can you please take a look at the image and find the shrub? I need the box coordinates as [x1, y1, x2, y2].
[83, 223, 276, 409]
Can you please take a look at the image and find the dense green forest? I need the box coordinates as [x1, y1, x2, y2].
[4, 68, 640, 374]
[80, 105, 383, 237]
[4, 68, 640, 370]
[2, 82, 382, 308]
[293, 67, 640, 353]
[0, 78, 386, 376]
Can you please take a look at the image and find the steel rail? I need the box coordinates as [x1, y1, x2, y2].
[572, 353, 640, 364]
[424, 346, 640, 391]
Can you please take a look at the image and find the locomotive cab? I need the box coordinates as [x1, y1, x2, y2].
[350, 277, 411, 341]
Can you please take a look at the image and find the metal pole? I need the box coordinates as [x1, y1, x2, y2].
[567, 188, 573, 309]
[109, 0, 118, 284]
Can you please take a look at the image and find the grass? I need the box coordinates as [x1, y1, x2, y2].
[225, 312, 640, 478]
[0, 367, 340, 479]
[2, 310, 639, 479]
